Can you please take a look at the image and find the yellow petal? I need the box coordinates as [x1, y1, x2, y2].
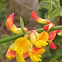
[13, 25, 23, 34]
[36, 31, 49, 42]
[37, 18, 49, 24]
[29, 51, 42, 62]
[34, 40, 48, 48]
[16, 53, 25, 62]
[14, 37, 30, 52]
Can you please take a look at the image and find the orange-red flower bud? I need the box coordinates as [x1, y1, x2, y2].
[31, 11, 51, 24]
[44, 23, 55, 31]
[31, 11, 39, 21]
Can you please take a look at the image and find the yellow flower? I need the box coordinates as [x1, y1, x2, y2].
[6, 37, 30, 62]
[6, 31, 49, 62]
[14, 37, 30, 52]
[6, 13, 49, 62]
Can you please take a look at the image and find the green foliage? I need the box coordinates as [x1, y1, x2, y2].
[38, 0, 61, 19]
[49, 9, 59, 18]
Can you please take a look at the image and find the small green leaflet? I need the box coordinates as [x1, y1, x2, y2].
[50, 9, 59, 18]
[20, 17, 26, 33]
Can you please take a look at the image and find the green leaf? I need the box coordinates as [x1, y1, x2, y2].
[48, 0, 52, 19]
[50, 9, 59, 18]
[20, 17, 26, 33]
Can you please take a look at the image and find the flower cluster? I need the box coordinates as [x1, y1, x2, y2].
[6, 11, 60, 62]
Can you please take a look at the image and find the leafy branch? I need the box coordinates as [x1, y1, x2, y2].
[0, 25, 62, 44]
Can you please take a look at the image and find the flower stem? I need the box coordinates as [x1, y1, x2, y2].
[0, 25, 62, 44]
[0, 33, 24, 44]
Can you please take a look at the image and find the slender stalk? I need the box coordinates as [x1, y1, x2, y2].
[0, 25, 62, 44]
[0, 33, 24, 44]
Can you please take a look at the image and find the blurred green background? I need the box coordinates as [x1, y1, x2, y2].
[0, 0, 62, 62]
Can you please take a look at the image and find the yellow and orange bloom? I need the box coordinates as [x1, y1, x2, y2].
[31, 11, 50, 24]
[6, 12, 59, 62]
[6, 13, 29, 34]
[6, 37, 30, 62]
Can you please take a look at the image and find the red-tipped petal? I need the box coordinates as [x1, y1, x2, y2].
[49, 42, 57, 50]
[33, 47, 40, 51]
[31, 11, 39, 21]
[6, 48, 16, 60]
[48, 31, 56, 40]
[44, 25, 49, 31]
[31, 46, 45, 54]
[55, 30, 61, 33]
[33, 46, 44, 51]
[8, 13, 14, 22]
[8, 49, 16, 56]
[44, 23, 55, 31]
